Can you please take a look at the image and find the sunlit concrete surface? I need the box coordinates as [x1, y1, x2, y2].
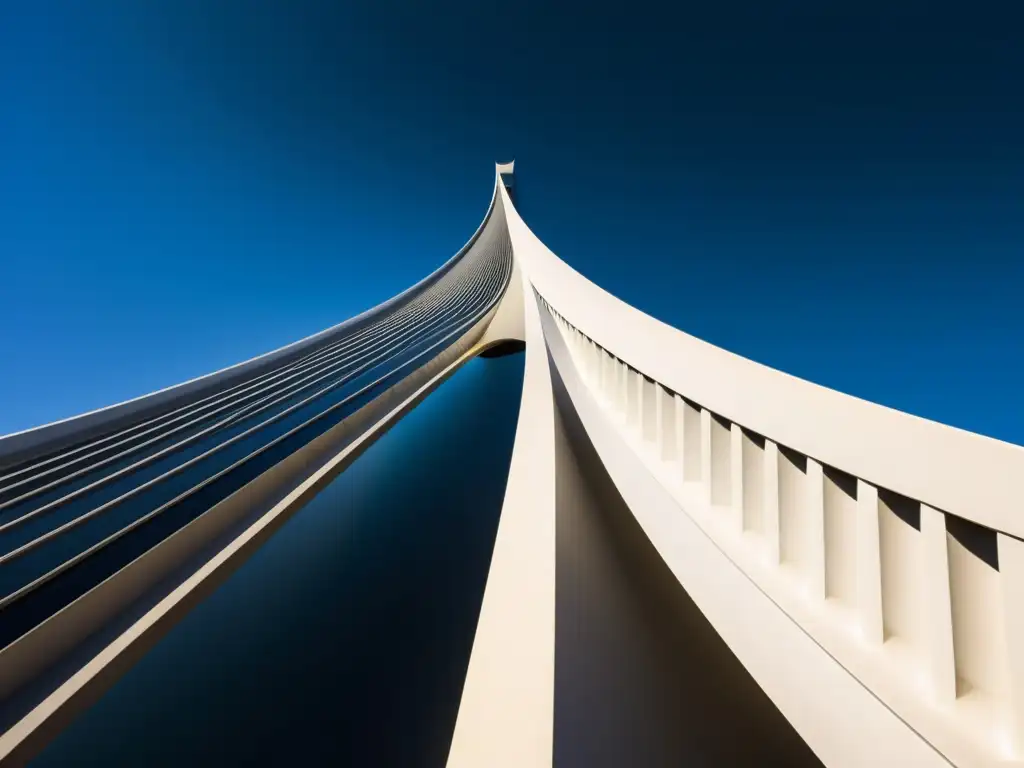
[1, 161, 1020, 767]
[549, 369, 820, 766]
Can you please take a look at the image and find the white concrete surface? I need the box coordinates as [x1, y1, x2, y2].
[490, 164, 1024, 766]
[446, 266, 557, 767]
[6, 160, 1017, 768]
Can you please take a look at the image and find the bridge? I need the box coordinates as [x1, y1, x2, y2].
[0, 162, 1021, 767]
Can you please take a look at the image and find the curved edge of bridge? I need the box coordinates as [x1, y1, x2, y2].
[0, 186, 523, 767]
[445, 167, 1024, 767]
[0, 333, 517, 767]
[0, 182, 502, 472]
[447, 232, 556, 767]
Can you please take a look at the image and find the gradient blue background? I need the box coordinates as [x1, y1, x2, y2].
[2, 1, 1022, 443]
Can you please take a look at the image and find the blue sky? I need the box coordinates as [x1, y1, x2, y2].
[1, 1, 1022, 443]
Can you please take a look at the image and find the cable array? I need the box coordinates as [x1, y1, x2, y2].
[0, 203, 513, 651]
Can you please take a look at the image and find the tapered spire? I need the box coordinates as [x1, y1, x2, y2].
[496, 160, 515, 204]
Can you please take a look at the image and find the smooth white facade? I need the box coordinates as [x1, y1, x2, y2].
[448, 166, 1024, 767]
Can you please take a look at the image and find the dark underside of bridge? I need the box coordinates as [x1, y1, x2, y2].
[550, 366, 822, 767]
[478, 339, 526, 358]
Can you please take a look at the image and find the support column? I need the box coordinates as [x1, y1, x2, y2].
[658, 386, 676, 464]
[708, 414, 731, 510]
[856, 480, 885, 645]
[681, 398, 701, 483]
[764, 440, 781, 565]
[619, 361, 629, 418]
[641, 376, 658, 448]
[700, 408, 712, 500]
[674, 394, 687, 484]
[615, 360, 626, 416]
[740, 430, 765, 536]
[730, 423, 744, 531]
[447, 278, 556, 768]
[806, 458, 827, 602]
[921, 504, 957, 704]
[626, 369, 641, 434]
[999, 533, 1024, 755]
[603, 353, 612, 406]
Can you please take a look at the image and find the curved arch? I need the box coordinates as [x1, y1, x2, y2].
[493, 172, 1024, 767]
[0, 176, 521, 766]
[0, 181, 504, 471]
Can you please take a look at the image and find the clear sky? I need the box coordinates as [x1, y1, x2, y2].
[2, 1, 1022, 443]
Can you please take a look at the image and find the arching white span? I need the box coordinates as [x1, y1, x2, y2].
[0, 186, 514, 767]
[0, 182, 501, 471]
[449, 164, 1024, 768]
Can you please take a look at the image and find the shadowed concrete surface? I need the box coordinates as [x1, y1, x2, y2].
[479, 339, 526, 358]
[551, 370, 824, 767]
[30, 355, 523, 767]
